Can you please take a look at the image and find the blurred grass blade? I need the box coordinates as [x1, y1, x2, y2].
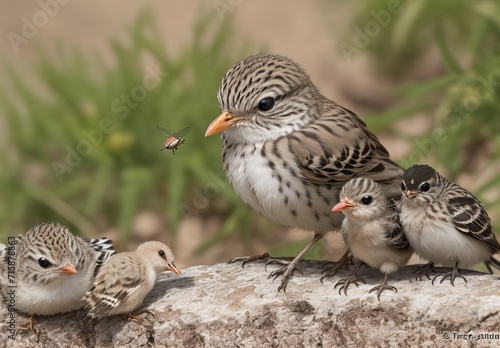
[25, 183, 96, 234]
[436, 24, 462, 75]
[396, 75, 456, 96]
[119, 167, 152, 241]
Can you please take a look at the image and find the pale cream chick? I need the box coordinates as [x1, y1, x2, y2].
[84, 241, 181, 320]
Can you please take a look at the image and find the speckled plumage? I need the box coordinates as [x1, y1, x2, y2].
[0, 223, 115, 316]
[332, 178, 412, 300]
[400, 164, 500, 284]
[206, 54, 404, 291]
[84, 241, 180, 319]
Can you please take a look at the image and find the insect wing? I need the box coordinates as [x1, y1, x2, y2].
[157, 126, 172, 137]
[174, 126, 191, 138]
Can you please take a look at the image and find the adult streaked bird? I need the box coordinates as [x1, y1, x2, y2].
[400, 164, 500, 285]
[205, 53, 403, 292]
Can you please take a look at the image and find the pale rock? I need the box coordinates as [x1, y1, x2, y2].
[1, 261, 498, 347]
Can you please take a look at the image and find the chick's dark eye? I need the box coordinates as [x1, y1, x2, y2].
[258, 97, 275, 111]
[159, 250, 165, 258]
[361, 196, 372, 205]
[420, 182, 430, 192]
[38, 258, 51, 268]
[401, 182, 406, 191]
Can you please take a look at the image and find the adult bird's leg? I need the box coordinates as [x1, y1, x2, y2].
[413, 261, 437, 281]
[229, 234, 323, 293]
[321, 250, 353, 282]
[432, 261, 467, 286]
[267, 233, 324, 293]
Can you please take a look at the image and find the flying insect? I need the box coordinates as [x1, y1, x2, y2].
[157, 126, 191, 155]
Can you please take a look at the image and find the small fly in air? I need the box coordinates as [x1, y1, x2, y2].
[157, 126, 191, 155]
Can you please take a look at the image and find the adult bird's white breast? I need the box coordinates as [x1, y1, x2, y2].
[223, 135, 342, 233]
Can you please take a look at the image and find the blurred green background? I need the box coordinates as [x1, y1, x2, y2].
[1, 1, 499, 270]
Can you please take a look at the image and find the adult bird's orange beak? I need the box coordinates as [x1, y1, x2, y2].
[166, 263, 181, 275]
[405, 190, 418, 198]
[332, 198, 355, 212]
[205, 111, 244, 136]
[60, 264, 77, 275]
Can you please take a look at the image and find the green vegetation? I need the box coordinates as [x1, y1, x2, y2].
[2, 3, 499, 266]
[356, 0, 500, 196]
[354, 0, 500, 270]
[0, 11, 258, 246]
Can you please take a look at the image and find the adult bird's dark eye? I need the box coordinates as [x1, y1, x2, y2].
[361, 196, 372, 205]
[159, 250, 165, 258]
[420, 182, 430, 192]
[401, 182, 406, 191]
[258, 97, 275, 111]
[38, 258, 51, 268]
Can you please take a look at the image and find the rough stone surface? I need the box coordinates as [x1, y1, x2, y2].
[1, 261, 499, 347]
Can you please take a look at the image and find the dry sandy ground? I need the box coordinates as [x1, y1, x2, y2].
[0, 1, 448, 268]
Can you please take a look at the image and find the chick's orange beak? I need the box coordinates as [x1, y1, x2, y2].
[60, 264, 77, 275]
[332, 198, 355, 212]
[205, 112, 243, 136]
[166, 263, 181, 275]
[405, 190, 418, 198]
